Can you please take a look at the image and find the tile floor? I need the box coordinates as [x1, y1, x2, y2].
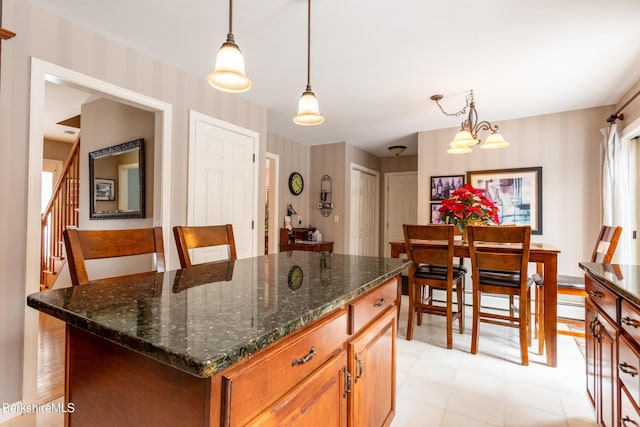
[2, 296, 597, 427]
[392, 296, 598, 427]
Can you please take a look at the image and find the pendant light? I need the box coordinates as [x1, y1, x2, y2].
[207, 0, 252, 93]
[293, 0, 324, 126]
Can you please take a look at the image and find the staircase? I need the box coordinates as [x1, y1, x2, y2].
[41, 139, 80, 290]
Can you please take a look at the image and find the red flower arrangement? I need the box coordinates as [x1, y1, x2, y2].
[438, 184, 500, 233]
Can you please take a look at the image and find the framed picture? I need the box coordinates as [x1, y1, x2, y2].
[467, 167, 542, 234]
[429, 203, 444, 224]
[94, 178, 116, 201]
[430, 175, 465, 201]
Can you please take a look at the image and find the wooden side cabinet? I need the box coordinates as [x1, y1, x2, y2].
[585, 297, 618, 427]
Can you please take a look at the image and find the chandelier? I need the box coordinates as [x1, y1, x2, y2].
[431, 90, 508, 154]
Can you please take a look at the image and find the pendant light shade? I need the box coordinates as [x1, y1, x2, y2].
[208, 0, 252, 93]
[293, 0, 324, 126]
[294, 85, 324, 126]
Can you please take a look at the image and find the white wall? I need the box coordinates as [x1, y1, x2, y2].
[418, 106, 613, 276]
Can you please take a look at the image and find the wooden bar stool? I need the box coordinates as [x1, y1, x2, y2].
[173, 224, 237, 268]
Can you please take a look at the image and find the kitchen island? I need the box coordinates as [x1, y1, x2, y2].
[27, 252, 408, 426]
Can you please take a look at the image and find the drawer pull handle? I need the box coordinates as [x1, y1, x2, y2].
[343, 367, 352, 397]
[619, 362, 638, 377]
[374, 298, 386, 308]
[292, 346, 316, 366]
[622, 316, 640, 328]
[622, 416, 639, 426]
[589, 290, 603, 298]
[355, 354, 363, 383]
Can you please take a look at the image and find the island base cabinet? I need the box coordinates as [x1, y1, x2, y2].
[348, 306, 396, 427]
[247, 351, 348, 426]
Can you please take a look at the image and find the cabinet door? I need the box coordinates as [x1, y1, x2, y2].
[247, 351, 348, 427]
[348, 307, 396, 427]
[585, 298, 598, 409]
[597, 306, 619, 427]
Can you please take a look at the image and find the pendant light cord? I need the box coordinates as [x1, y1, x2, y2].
[306, 0, 311, 88]
[227, 0, 234, 38]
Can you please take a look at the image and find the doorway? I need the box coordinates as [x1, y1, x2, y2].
[383, 171, 417, 257]
[350, 165, 379, 256]
[265, 153, 279, 255]
[24, 58, 173, 405]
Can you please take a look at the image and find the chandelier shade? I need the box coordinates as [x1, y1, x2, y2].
[207, 0, 252, 93]
[480, 132, 509, 149]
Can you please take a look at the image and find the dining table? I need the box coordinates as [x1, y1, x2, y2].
[389, 239, 561, 367]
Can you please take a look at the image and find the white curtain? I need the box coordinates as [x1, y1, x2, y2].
[601, 122, 632, 264]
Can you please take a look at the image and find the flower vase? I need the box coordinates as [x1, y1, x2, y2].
[461, 220, 485, 243]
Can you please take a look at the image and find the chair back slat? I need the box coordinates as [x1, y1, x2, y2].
[173, 224, 237, 268]
[467, 225, 531, 284]
[63, 227, 165, 286]
[591, 225, 622, 263]
[403, 224, 454, 267]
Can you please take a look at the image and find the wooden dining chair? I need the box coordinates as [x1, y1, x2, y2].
[403, 224, 465, 349]
[173, 224, 237, 268]
[63, 227, 165, 286]
[534, 225, 622, 352]
[467, 225, 532, 365]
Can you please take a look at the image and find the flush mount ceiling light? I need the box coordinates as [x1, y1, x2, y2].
[388, 145, 407, 156]
[431, 90, 509, 154]
[207, 0, 252, 93]
[293, 0, 324, 126]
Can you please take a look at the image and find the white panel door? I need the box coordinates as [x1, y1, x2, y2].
[350, 168, 378, 256]
[384, 172, 417, 257]
[188, 112, 258, 262]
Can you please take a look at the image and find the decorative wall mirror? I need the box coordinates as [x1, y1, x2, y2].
[89, 138, 145, 219]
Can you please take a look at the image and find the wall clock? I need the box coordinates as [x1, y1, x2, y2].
[288, 172, 304, 195]
[288, 265, 304, 290]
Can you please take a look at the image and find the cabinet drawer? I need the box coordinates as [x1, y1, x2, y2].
[619, 334, 640, 408]
[621, 384, 640, 427]
[348, 277, 398, 335]
[621, 300, 640, 343]
[585, 275, 618, 322]
[221, 309, 348, 426]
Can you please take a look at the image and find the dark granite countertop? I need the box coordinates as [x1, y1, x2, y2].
[580, 262, 640, 307]
[27, 252, 408, 378]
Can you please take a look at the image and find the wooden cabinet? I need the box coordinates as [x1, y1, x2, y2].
[585, 280, 619, 427]
[348, 306, 396, 427]
[224, 275, 398, 426]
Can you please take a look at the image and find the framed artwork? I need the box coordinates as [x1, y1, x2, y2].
[430, 175, 465, 201]
[467, 167, 542, 234]
[94, 178, 116, 201]
[429, 203, 444, 224]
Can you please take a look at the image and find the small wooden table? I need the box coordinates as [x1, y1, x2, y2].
[389, 240, 560, 367]
[279, 228, 333, 253]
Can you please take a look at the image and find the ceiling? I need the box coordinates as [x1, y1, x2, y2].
[33, 0, 640, 157]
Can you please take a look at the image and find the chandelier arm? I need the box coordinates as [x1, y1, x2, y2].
[472, 120, 499, 135]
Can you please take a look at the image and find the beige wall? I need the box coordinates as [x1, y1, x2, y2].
[81, 98, 155, 227]
[418, 106, 614, 276]
[43, 138, 72, 162]
[0, 0, 266, 404]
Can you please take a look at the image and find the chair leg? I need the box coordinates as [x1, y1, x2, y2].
[519, 289, 529, 366]
[471, 288, 480, 354]
[446, 286, 453, 349]
[417, 284, 424, 326]
[537, 285, 545, 355]
[406, 279, 415, 341]
[456, 279, 465, 334]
